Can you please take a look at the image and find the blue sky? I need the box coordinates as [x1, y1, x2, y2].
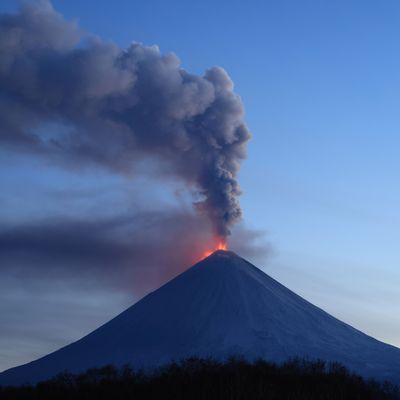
[1, 0, 400, 370]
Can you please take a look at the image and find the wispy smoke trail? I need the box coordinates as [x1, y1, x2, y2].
[0, 1, 250, 239]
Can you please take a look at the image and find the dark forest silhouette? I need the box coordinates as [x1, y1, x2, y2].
[1, 357, 398, 400]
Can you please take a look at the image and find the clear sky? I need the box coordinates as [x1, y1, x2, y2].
[1, 0, 400, 371]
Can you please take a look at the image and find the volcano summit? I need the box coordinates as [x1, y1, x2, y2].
[1, 250, 400, 386]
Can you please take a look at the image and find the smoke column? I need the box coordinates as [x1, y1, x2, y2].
[0, 1, 251, 241]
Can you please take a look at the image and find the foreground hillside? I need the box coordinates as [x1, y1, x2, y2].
[1, 358, 398, 400]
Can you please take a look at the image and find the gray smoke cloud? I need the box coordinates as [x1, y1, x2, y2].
[0, 208, 268, 294]
[0, 1, 250, 239]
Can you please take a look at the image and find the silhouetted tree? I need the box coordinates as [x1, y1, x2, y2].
[1, 358, 398, 400]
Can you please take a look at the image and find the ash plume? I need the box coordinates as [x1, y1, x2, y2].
[0, 208, 268, 294]
[0, 1, 250, 239]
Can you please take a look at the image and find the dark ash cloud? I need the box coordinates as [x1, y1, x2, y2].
[0, 1, 250, 239]
[0, 209, 268, 295]
[0, 1, 265, 374]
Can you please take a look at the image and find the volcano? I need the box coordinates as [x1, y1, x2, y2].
[1, 250, 400, 386]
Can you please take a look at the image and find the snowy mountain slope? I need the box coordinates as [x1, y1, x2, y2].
[1, 250, 399, 386]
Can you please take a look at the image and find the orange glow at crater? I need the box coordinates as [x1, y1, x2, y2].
[217, 241, 227, 250]
[202, 240, 227, 259]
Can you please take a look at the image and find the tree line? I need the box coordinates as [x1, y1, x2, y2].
[1, 357, 399, 399]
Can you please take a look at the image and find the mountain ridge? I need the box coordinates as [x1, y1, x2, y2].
[1, 250, 399, 386]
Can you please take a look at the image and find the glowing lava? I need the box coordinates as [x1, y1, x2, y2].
[217, 242, 227, 250]
[202, 241, 227, 259]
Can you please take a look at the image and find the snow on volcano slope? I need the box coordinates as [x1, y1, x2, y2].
[1, 250, 400, 386]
